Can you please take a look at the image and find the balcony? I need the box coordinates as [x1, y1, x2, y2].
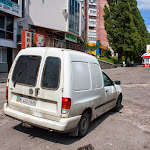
[88, 30, 96, 37]
[89, 19, 96, 27]
[89, 3, 97, 9]
[88, 36, 96, 43]
[0, 0, 22, 17]
[89, 2, 97, 6]
[89, 9, 97, 16]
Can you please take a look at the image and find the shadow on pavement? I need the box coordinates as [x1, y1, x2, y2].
[13, 106, 123, 145]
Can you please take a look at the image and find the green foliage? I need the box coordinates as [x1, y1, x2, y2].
[103, 0, 150, 63]
[99, 56, 114, 64]
[105, 50, 111, 58]
[99, 56, 118, 64]
[110, 57, 118, 64]
[99, 56, 129, 64]
[84, 39, 100, 51]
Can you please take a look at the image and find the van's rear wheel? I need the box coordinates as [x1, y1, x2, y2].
[78, 111, 90, 137]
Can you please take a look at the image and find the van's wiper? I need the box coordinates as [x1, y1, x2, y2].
[13, 65, 28, 87]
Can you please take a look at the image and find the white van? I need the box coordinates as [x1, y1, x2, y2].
[4, 47, 122, 137]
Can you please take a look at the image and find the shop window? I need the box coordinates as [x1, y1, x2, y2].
[17, 26, 23, 35]
[0, 30, 5, 38]
[7, 17, 13, 32]
[0, 14, 13, 40]
[17, 26, 23, 42]
[0, 15, 5, 29]
[0, 48, 7, 63]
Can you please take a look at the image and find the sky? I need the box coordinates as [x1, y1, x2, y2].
[137, 0, 150, 33]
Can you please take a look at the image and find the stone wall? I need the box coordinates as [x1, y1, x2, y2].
[98, 59, 117, 69]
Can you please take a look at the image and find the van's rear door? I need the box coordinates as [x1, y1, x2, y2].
[9, 48, 63, 122]
[35, 49, 63, 121]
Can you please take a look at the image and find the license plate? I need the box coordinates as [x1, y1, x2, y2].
[16, 96, 37, 106]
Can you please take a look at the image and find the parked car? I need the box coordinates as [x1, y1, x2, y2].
[4, 47, 123, 137]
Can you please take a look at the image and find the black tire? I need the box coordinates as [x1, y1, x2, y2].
[113, 95, 122, 112]
[78, 111, 90, 137]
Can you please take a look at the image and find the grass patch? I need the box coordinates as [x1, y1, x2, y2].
[99, 56, 118, 64]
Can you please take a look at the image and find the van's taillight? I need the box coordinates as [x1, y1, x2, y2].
[62, 98, 71, 114]
[6, 86, 8, 101]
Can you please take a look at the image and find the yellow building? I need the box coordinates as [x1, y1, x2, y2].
[87, 43, 110, 56]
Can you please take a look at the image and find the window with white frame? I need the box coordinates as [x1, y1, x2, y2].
[69, 0, 80, 33]
[0, 48, 7, 63]
[0, 14, 13, 40]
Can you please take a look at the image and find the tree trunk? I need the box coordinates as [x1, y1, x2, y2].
[125, 52, 128, 64]
[118, 52, 122, 64]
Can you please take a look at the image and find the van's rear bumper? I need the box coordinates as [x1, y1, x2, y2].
[4, 103, 81, 132]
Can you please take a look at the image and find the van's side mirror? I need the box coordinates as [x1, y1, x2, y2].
[115, 81, 121, 85]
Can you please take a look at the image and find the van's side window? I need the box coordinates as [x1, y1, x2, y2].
[42, 57, 61, 89]
[12, 55, 41, 86]
[72, 62, 91, 91]
[90, 63, 102, 89]
[102, 72, 112, 87]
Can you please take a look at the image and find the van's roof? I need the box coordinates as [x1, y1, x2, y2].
[20, 47, 98, 64]
[23, 47, 95, 57]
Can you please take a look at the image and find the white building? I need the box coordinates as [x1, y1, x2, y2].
[0, 0, 84, 72]
[0, 0, 23, 72]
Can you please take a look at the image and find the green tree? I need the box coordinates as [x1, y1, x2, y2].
[131, 0, 150, 61]
[104, 0, 150, 63]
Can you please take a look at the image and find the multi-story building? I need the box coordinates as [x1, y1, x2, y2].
[18, 0, 84, 54]
[0, 0, 84, 72]
[0, 0, 23, 72]
[83, 0, 109, 55]
[97, 0, 109, 47]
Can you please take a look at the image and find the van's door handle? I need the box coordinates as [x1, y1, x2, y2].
[106, 90, 108, 93]
[35, 88, 40, 97]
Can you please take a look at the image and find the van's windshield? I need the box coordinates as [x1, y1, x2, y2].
[12, 55, 41, 86]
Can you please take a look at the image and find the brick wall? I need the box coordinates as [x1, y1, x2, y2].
[97, 0, 109, 47]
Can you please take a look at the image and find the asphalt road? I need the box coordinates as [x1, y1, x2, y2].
[0, 66, 150, 150]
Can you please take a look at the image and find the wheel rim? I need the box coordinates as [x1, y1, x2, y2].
[80, 114, 88, 132]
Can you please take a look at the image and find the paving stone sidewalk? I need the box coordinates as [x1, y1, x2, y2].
[0, 73, 8, 83]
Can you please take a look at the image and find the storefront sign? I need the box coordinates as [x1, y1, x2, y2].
[146, 44, 150, 53]
[33, 33, 45, 47]
[21, 30, 32, 50]
[0, 0, 19, 16]
[65, 33, 77, 43]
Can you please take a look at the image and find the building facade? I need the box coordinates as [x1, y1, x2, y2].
[83, 0, 109, 55]
[0, 0, 23, 72]
[18, 0, 84, 51]
[0, 0, 84, 72]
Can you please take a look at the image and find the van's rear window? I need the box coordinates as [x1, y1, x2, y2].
[42, 57, 61, 89]
[12, 55, 41, 86]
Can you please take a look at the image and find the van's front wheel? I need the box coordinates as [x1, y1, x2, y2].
[78, 111, 90, 137]
[113, 94, 122, 112]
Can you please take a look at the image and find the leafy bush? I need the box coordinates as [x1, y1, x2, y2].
[104, 50, 111, 58]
